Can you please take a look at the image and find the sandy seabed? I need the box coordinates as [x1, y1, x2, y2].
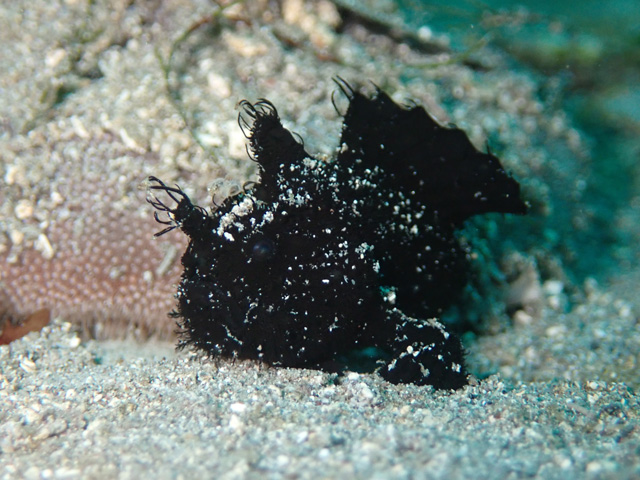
[1, 317, 639, 480]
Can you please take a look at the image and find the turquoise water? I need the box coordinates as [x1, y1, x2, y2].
[395, 0, 640, 283]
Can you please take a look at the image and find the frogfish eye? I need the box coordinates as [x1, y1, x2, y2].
[251, 238, 275, 261]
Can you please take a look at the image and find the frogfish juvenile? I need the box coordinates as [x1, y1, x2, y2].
[148, 79, 527, 389]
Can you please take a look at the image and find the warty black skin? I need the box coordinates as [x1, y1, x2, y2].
[148, 80, 527, 390]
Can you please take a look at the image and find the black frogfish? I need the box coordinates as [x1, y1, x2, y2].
[148, 79, 527, 390]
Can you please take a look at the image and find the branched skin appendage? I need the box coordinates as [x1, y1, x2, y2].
[147, 176, 213, 239]
[149, 80, 526, 390]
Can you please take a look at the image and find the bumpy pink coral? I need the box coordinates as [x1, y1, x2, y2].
[1, 131, 186, 341]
